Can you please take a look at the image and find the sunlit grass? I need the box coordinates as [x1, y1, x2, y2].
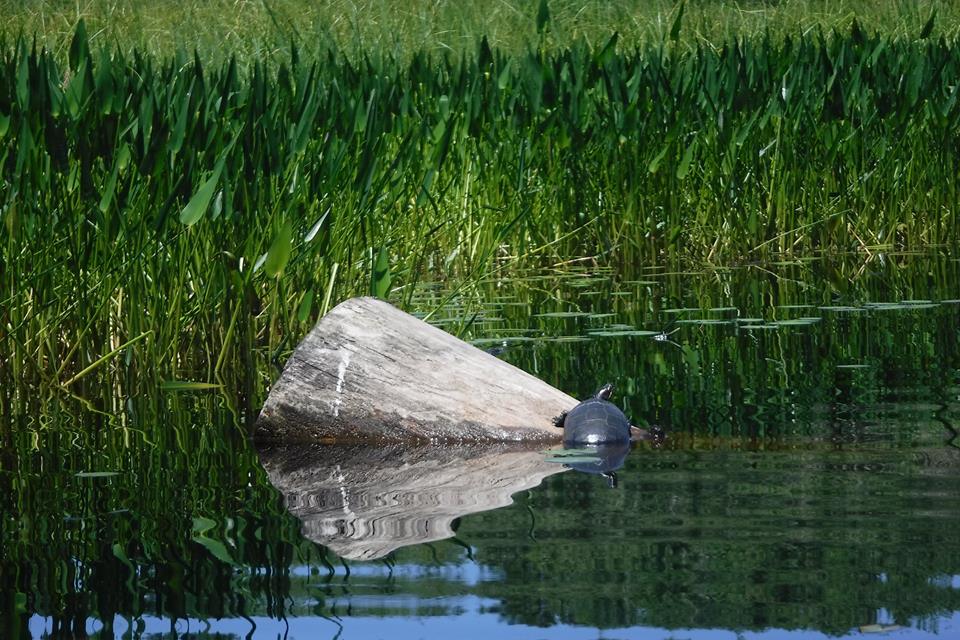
[1, 0, 957, 63]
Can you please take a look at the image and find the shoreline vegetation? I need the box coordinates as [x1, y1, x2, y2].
[2, 1, 958, 388]
[3, 1, 959, 63]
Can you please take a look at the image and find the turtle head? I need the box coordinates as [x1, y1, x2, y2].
[595, 383, 615, 401]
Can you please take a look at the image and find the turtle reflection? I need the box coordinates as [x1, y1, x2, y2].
[546, 423, 665, 488]
[559, 441, 632, 488]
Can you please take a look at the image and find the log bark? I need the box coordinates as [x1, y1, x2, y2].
[258, 442, 566, 560]
[255, 296, 576, 443]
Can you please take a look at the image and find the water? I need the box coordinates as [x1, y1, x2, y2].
[4, 255, 960, 639]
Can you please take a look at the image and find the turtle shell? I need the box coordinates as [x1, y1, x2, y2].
[562, 397, 631, 444]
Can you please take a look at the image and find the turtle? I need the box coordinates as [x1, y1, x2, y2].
[553, 383, 632, 445]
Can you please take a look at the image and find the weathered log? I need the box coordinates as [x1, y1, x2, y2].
[255, 296, 577, 443]
[258, 443, 567, 560]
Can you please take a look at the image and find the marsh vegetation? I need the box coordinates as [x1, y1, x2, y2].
[2, 2, 960, 638]
[2, 3, 958, 392]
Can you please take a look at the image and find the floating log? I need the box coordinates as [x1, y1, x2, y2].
[256, 296, 577, 443]
[258, 443, 567, 560]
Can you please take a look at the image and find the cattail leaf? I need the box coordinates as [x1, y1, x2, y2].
[370, 246, 391, 299]
[851, 18, 865, 46]
[111, 543, 133, 569]
[497, 63, 511, 90]
[4, 201, 16, 237]
[297, 290, 314, 323]
[648, 144, 669, 174]
[178, 137, 235, 226]
[75, 471, 119, 478]
[416, 169, 437, 206]
[919, 9, 936, 39]
[478, 35, 493, 67]
[536, 0, 551, 35]
[670, 2, 685, 42]
[905, 55, 923, 107]
[161, 380, 223, 391]
[15, 119, 34, 176]
[594, 32, 619, 67]
[211, 190, 223, 220]
[15, 50, 29, 109]
[95, 48, 114, 115]
[292, 88, 319, 154]
[98, 164, 120, 213]
[676, 137, 697, 179]
[117, 144, 131, 171]
[69, 19, 89, 72]
[193, 536, 236, 565]
[264, 220, 293, 277]
[170, 92, 190, 155]
[304, 206, 330, 242]
[179, 164, 223, 226]
[192, 516, 216, 535]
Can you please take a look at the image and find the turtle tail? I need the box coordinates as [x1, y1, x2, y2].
[552, 411, 567, 429]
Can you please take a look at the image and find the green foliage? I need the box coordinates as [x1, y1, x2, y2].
[370, 246, 392, 300]
[264, 221, 293, 278]
[2, 21, 959, 386]
[670, 1, 685, 42]
[536, 0, 551, 36]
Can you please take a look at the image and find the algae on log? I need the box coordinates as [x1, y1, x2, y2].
[255, 297, 576, 443]
[258, 442, 566, 560]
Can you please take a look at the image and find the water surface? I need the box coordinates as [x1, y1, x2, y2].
[4, 254, 959, 639]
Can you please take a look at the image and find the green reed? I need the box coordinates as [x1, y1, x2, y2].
[3, 0, 958, 64]
[466, 257, 960, 442]
[1, 19, 958, 388]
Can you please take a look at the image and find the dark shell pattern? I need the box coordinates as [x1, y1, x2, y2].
[562, 392, 631, 444]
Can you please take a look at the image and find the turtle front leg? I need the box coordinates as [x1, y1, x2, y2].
[602, 471, 618, 489]
[552, 411, 568, 429]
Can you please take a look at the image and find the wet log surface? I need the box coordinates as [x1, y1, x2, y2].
[257, 443, 566, 560]
[255, 296, 577, 443]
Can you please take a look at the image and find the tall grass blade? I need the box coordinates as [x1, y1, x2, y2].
[370, 246, 391, 300]
[264, 221, 293, 277]
[60, 332, 152, 387]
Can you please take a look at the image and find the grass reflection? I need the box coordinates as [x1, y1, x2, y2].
[2, 255, 959, 637]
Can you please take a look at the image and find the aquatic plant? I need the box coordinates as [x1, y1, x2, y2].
[1, 19, 958, 388]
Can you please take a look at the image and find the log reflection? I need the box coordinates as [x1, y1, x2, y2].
[257, 443, 566, 560]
